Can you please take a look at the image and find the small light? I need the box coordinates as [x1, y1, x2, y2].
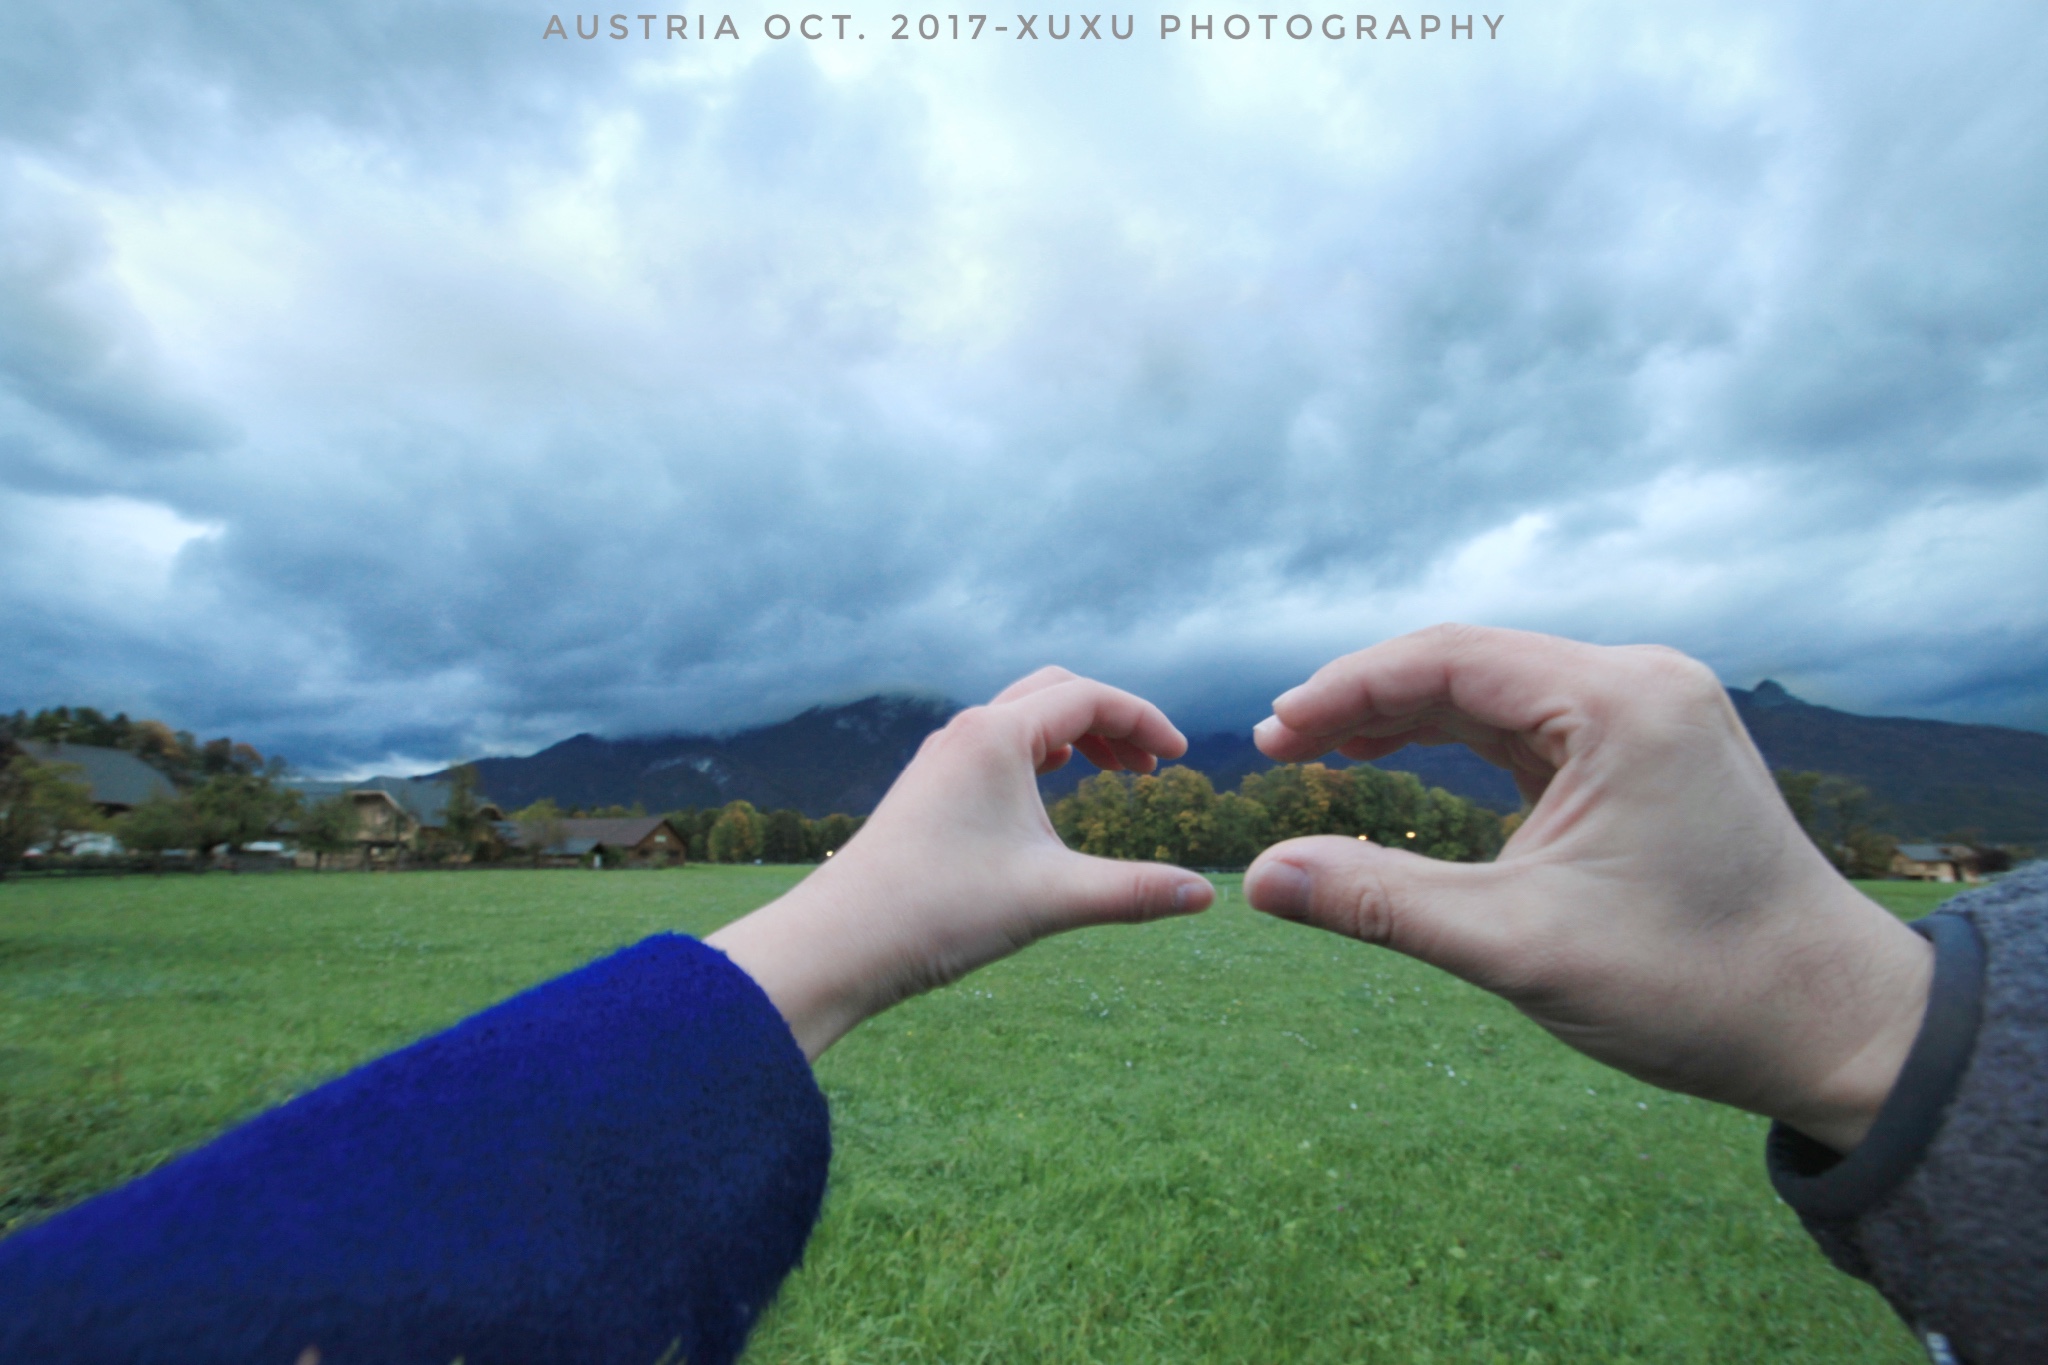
[1357, 834, 1369, 841]
[1405, 831, 1417, 839]
[825, 850, 835, 857]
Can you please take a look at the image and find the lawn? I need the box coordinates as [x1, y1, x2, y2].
[0, 868, 1973, 1361]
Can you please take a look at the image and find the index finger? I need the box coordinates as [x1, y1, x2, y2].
[989, 665, 1081, 706]
[1256, 624, 1701, 771]
[997, 676, 1189, 771]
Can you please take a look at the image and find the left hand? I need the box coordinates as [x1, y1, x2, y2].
[707, 668, 1217, 1058]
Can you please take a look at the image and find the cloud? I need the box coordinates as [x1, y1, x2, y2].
[0, 491, 219, 610]
[1, 0, 2044, 770]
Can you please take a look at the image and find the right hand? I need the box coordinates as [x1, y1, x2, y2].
[1243, 625, 1933, 1152]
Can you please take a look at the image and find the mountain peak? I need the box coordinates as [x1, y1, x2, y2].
[1748, 680, 1807, 710]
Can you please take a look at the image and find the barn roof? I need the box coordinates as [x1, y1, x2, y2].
[285, 776, 498, 827]
[18, 740, 176, 809]
[495, 816, 679, 855]
[556, 817, 672, 847]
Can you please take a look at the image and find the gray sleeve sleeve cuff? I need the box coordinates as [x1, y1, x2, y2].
[1765, 867, 2048, 1364]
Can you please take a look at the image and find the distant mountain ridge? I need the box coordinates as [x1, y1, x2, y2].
[1728, 681, 2048, 844]
[459, 696, 956, 817]
[457, 683, 2048, 843]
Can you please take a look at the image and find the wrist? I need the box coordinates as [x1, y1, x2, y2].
[706, 870, 889, 1062]
[1765, 912, 1986, 1218]
[1774, 904, 1935, 1153]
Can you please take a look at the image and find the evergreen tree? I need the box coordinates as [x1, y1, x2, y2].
[760, 808, 809, 863]
[441, 765, 484, 859]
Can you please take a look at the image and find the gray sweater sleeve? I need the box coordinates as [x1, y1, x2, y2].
[1765, 863, 2048, 1364]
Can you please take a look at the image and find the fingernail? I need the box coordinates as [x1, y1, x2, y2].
[1249, 861, 1312, 920]
[1173, 881, 1214, 913]
[1253, 715, 1284, 743]
[1272, 686, 1305, 712]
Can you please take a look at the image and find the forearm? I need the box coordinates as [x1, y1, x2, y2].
[0, 935, 830, 1365]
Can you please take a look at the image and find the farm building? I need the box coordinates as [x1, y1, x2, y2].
[285, 776, 504, 867]
[17, 740, 176, 815]
[1890, 843, 1982, 883]
[501, 816, 689, 868]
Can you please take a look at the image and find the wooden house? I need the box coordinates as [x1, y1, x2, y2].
[1890, 843, 1982, 883]
[513, 816, 688, 868]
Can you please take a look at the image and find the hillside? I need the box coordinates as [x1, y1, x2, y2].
[1730, 681, 2048, 844]
[457, 684, 2047, 844]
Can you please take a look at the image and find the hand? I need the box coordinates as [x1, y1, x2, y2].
[707, 668, 1216, 1059]
[1242, 625, 1933, 1153]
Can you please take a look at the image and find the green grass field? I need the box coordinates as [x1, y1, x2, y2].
[0, 869, 1970, 1361]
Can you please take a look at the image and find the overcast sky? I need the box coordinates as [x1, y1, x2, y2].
[2, 0, 2044, 773]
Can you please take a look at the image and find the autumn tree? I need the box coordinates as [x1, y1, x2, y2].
[707, 800, 762, 863]
[1206, 791, 1271, 867]
[1240, 763, 1346, 843]
[1049, 761, 1501, 867]
[1050, 771, 1137, 859]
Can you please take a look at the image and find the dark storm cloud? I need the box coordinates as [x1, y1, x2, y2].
[1, 0, 2044, 772]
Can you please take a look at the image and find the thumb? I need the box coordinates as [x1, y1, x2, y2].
[1048, 851, 1216, 930]
[1244, 836, 1519, 987]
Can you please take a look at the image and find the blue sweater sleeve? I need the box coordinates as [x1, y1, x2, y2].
[0, 934, 831, 1365]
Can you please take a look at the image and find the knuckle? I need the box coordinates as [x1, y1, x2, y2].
[1125, 869, 1174, 921]
[1631, 645, 1718, 698]
[945, 705, 996, 739]
[931, 706, 1003, 758]
[1418, 621, 1491, 655]
[1336, 863, 1398, 947]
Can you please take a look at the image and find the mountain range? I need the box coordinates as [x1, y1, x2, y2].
[461, 696, 958, 820]
[455, 682, 2048, 845]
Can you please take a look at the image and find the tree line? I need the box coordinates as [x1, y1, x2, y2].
[1051, 762, 1505, 867]
[500, 799, 868, 865]
[1, 712, 307, 874]
[3, 706, 272, 788]
[5, 702, 1506, 874]
[19, 698, 2012, 879]
[1771, 769, 2019, 877]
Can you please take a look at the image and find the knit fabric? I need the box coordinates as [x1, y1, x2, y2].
[1768, 863, 2048, 1364]
[0, 934, 831, 1365]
